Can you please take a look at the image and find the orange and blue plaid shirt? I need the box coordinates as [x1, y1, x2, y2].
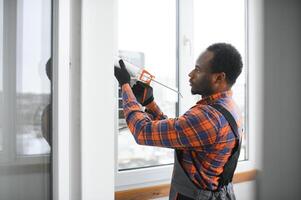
[122, 83, 242, 191]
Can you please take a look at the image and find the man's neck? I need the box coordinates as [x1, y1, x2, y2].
[201, 88, 230, 99]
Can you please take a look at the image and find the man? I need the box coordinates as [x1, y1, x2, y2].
[114, 43, 243, 200]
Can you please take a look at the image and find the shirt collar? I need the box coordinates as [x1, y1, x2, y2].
[196, 90, 233, 105]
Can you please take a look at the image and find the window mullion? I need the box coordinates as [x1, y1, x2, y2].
[178, 0, 198, 115]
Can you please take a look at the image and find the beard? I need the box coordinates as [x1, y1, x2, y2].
[190, 87, 199, 95]
[190, 79, 214, 97]
[191, 86, 213, 96]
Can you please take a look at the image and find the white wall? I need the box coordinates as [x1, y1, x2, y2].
[234, 181, 256, 200]
[258, 0, 301, 199]
[81, 0, 117, 199]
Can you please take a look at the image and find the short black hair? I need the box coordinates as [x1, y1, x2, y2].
[207, 43, 243, 86]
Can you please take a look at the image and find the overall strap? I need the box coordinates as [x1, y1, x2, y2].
[211, 104, 240, 138]
[211, 104, 241, 189]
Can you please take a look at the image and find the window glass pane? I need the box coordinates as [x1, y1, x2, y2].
[193, 0, 247, 160]
[118, 0, 176, 170]
[16, 0, 52, 155]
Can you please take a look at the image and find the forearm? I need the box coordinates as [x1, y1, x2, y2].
[122, 83, 167, 120]
[145, 101, 167, 120]
[124, 107, 204, 149]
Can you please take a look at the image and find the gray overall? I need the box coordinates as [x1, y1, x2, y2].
[169, 104, 241, 200]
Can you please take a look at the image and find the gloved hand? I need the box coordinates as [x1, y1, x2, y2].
[132, 81, 154, 106]
[114, 59, 131, 86]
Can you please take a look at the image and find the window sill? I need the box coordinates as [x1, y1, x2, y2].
[115, 169, 257, 200]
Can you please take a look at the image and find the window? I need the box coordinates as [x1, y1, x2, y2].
[116, 0, 248, 189]
[117, 0, 177, 170]
[0, 0, 52, 199]
[16, 0, 52, 156]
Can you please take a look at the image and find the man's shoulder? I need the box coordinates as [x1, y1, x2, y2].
[187, 104, 223, 122]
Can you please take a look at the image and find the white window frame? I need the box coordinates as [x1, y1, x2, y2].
[115, 0, 262, 191]
[0, 0, 53, 166]
[52, 0, 71, 199]
[0, 0, 70, 199]
[53, 0, 118, 199]
[80, 0, 116, 200]
[14, 0, 53, 165]
[0, 0, 17, 164]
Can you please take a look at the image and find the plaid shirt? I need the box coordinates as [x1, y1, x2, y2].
[122, 83, 242, 191]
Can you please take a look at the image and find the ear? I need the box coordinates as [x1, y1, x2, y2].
[213, 72, 226, 84]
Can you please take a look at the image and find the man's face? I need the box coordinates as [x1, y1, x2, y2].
[189, 51, 214, 96]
